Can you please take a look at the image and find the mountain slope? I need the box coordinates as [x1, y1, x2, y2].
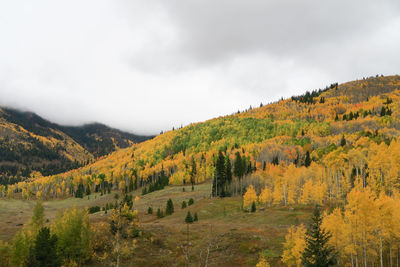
[0, 107, 152, 183]
[2, 75, 400, 198]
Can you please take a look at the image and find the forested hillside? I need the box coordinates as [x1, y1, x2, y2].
[0, 108, 151, 185]
[2, 75, 400, 266]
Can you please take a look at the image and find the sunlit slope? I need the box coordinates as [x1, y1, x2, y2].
[3, 75, 400, 199]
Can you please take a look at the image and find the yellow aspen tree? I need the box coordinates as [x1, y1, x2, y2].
[299, 180, 313, 205]
[282, 224, 306, 267]
[256, 255, 270, 267]
[259, 186, 273, 207]
[243, 185, 258, 208]
[322, 208, 350, 265]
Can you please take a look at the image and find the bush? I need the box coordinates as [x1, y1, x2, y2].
[147, 207, 153, 214]
[88, 206, 101, 214]
[193, 212, 198, 222]
[157, 208, 164, 219]
[188, 198, 194, 206]
[181, 201, 187, 209]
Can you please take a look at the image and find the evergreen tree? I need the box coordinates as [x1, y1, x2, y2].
[33, 227, 60, 267]
[193, 212, 198, 222]
[182, 201, 187, 209]
[85, 185, 91, 196]
[380, 106, 386, 116]
[128, 177, 134, 192]
[233, 151, 245, 194]
[166, 199, 174, 215]
[190, 157, 197, 188]
[147, 207, 153, 214]
[340, 135, 346, 147]
[251, 201, 256, 212]
[212, 151, 226, 197]
[305, 151, 311, 167]
[188, 198, 194, 206]
[185, 211, 193, 224]
[157, 208, 164, 218]
[301, 205, 337, 267]
[225, 155, 232, 184]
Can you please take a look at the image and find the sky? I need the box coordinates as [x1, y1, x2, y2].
[0, 1, 400, 135]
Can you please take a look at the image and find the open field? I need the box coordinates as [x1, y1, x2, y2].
[0, 183, 312, 266]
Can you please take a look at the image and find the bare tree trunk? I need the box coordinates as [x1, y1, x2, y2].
[380, 232, 383, 267]
[205, 225, 213, 267]
[186, 224, 190, 267]
[351, 252, 354, 267]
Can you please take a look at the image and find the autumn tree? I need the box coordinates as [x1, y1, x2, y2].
[243, 185, 257, 209]
[52, 207, 91, 265]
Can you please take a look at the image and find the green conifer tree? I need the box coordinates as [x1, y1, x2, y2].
[301, 205, 337, 267]
[185, 211, 193, 224]
[166, 199, 174, 215]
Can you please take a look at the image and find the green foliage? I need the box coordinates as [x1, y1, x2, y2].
[188, 198, 194, 206]
[10, 230, 31, 266]
[88, 206, 100, 214]
[251, 201, 256, 213]
[32, 227, 61, 267]
[51, 208, 91, 264]
[304, 151, 311, 167]
[185, 211, 193, 224]
[147, 207, 153, 214]
[301, 205, 337, 267]
[157, 208, 164, 218]
[181, 201, 187, 209]
[340, 135, 346, 147]
[166, 198, 174, 215]
[193, 212, 198, 222]
[31, 201, 44, 231]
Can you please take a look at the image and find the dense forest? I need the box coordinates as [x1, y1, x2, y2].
[0, 108, 152, 184]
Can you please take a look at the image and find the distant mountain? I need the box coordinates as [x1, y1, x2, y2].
[0, 107, 152, 183]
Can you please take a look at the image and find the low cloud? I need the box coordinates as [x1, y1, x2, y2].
[0, 0, 399, 135]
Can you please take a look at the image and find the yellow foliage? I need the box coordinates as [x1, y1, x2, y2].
[243, 185, 258, 208]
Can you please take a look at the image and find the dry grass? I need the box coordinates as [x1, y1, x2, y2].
[0, 183, 312, 266]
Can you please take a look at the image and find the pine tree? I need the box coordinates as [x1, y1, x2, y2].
[340, 135, 346, 147]
[225, 155, 232, 184]
[185, 211, 193, 224]
[212, 151, 226, 197]
[193, 212, 198, 222]
[188, 198, 194, 206]
[85, 185, 91, 196]
[157, 208, 164, 218]
[234, 151, 245, 194]
[147, 207, 153, 214]
[301, 205, 337, 267]
[33, 227, 60, 267]
[305, 151, 311, 167]
[251, 201, 256, 212]
[166, 199, 174, 215]
[190, 157, 197, 188]
[182, 201, 187, 209]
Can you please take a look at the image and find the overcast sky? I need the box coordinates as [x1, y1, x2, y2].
[1, 1, 400, 135]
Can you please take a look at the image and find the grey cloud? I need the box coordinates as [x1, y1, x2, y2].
[0, 1, 399, 135]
